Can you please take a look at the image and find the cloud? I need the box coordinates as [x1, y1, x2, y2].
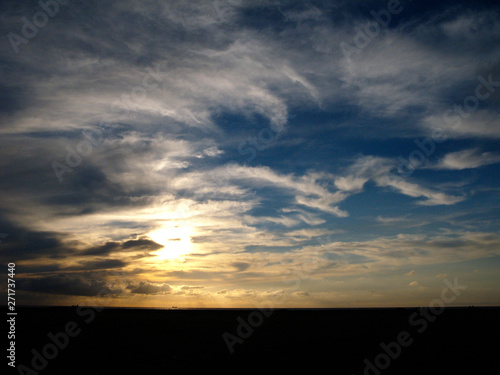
[73, 259, 128, 271]
[126, 281, 172, 295]
[334, 176, 367, 192]
[0, 216, 71, 261]
[223, 289, 257, 298]
[83, 238, 163, 256]
[231, 262, 251, 272]
[316, 231, 500, 272]
[174, 285, 207, 296]
[339, 10, 500, 120]
[175, 164, 349, 216]
[409, 281, 419, 286]
[180, 285, 205, 290]
[380, 176, 465, 206]
[17, 275, 119, 296]
[0, 1, 295, 135]
[292, 290, 310, 297]
[335, 156, 465, 206]
[435, 149, 500, 170]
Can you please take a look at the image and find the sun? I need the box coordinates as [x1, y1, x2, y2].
[148, 225, 192, 260]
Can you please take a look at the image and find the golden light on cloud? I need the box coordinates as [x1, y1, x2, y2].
[148, 225, 193, 260]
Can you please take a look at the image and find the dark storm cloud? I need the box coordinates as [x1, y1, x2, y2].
[0, 137, 135, 215]
[0, 215, 71, 261]
[0, 211, 160, 270]
[16, 274, 120, 296]
[68, 258, 128, 271]
[2, 263, 61, 275]
[126, 281, 171, 295]
[82, 238, 163, 256]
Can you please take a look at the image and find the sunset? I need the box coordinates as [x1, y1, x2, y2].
[1, 0, 499, 373]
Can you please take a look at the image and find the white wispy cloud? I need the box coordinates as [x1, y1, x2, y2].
[336, 156, 465, 205]
[435, 148, 500, 170]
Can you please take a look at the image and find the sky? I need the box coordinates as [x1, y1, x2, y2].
[0, 0, 499, 308]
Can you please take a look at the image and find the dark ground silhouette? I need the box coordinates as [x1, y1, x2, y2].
[6, 306, 499, 374]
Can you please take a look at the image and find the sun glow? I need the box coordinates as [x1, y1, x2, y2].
[148, 225, 193, 260]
